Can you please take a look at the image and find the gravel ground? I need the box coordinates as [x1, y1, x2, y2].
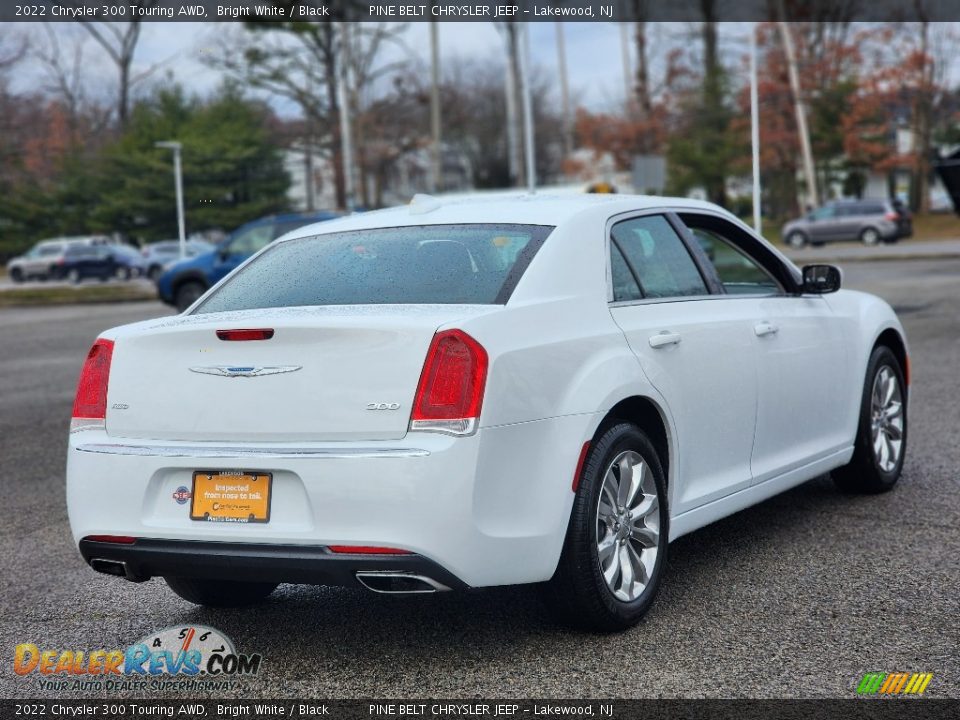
[0, 261, 957, 699]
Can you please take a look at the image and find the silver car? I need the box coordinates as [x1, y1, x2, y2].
[782, 199, 912, 248]
[6, 237, 108, 282]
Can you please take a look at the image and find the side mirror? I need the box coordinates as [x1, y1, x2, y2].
[802, 264, 842, 294]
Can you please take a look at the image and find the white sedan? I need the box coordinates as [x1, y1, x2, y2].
[66, 195, 908, 631]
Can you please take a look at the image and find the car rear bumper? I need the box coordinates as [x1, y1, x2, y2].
[67, 415, 595, 588]
[78, 537, 468, 591]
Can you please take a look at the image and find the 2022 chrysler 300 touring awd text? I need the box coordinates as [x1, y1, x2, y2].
[66, 195, 908, 631]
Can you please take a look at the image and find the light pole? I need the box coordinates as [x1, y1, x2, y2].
[155, 141, 186, 259]
[750, 25, 761, 234]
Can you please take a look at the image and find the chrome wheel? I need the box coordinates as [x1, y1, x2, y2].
[596, 450, 660, 602]
[870, 366, 904, 473]
[861, 228, 880, 245]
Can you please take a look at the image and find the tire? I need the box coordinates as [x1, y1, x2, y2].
[860, 227, 881, 246]
[10, 268, 23, 283]
[832, 346, 907, 494]
[164, 577, 278, 608]
[148, 265, 163, 282]
[116, 266, 131, 280]
[67, 268, 81, 284]
[174, 280, 206, 312]
[785, 231, 808, 249]
[543, 423, 669, 632]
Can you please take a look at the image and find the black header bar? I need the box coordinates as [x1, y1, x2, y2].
[4, 0, 960, 23]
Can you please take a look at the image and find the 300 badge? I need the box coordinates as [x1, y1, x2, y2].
[130, 625, 262, 676]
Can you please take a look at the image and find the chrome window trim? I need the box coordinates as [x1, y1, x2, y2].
[75, 444, 430, 459]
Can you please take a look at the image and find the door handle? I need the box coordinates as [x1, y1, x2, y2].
[754, 321, 779, 337]
[649, 331, 682, 349]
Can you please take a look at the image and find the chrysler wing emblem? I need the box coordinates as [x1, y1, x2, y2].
[189, 365, 302, 378]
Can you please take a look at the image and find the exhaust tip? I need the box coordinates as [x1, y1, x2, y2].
[89, 559, 147, 583]
[355, 571, 450, 594]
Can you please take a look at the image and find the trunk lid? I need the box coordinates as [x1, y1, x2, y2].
[105, 305, 497, 442]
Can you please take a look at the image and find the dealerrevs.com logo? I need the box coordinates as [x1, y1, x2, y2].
[14, 625, 263, 692]
[857, 672, 934, 696]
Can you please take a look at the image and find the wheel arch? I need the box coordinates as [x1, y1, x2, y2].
[592, 395, 673, 490]
[873, 327, 909, 389]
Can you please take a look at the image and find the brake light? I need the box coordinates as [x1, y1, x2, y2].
[328, 545, 411, 555]
[216, 329, 275, 341]
[70, 338, 114, 432]
[884, 211, 898, 221]
[410, 329, 488, 436]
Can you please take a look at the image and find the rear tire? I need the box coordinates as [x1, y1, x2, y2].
[67, 268, 81, 284]
[164, 577, 278, 608]
[174, 280, 206, 312]
[543, 423, 669, 632]
[860, 227, 881, 246]
[786, 231, 808, 249]
[832, 346, 907, 493]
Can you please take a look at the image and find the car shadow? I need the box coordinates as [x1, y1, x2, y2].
[171, 473, 874, 657]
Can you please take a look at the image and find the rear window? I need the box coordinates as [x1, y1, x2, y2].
[194, 223, 552, 313]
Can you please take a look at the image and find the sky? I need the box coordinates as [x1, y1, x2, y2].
[7, 21, 689, 115]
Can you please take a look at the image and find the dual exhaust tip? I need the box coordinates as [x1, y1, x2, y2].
[90, 560, 450, 594]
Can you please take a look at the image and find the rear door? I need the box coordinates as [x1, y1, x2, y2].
[607, 213, 760, 513]
[212, 221, 275, 283]
[679, 213, 850, 483]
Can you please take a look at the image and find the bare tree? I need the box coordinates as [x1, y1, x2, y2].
[80, 15, 169, 131]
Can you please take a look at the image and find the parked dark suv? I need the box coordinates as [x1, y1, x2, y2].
[157, 211, 341, 311]
[782, 199, 912, 248]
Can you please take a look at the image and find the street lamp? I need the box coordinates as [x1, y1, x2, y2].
[155, 141, 186, 259]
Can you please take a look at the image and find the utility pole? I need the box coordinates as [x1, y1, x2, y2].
[750, 24, 761, 234]
[620, 23, 633, 110]
[337, 21, 356, 212]
[519, 23, 536, 191]
[778, 20, 818, 209]
[502, 24, 524, 187]
[555, 22, 573, 157]
[429, 17, 442, 193]
[155, 141, 186, 259]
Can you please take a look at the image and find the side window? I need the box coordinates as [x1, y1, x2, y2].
[228, 224, 275, 256]
[690, 227, 781, 296]
[611, 215, 708, 299]
[610, 243, 643, 302]
[810, 205, 835, 221]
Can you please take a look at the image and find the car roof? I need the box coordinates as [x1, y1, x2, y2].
[282, 193, 731, 239]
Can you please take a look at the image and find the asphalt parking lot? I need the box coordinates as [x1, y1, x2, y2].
[0, 259, 957, 699]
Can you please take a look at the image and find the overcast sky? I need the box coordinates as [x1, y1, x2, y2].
[8, 21, 694, 115]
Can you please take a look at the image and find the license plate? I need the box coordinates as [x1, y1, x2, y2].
[190, 470, 272, 523]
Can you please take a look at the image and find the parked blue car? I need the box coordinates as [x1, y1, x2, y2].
[157, 211, 341, 311]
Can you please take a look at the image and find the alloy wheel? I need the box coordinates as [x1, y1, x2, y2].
[596, 450, 660, 602]
[870, 366, 904, 473]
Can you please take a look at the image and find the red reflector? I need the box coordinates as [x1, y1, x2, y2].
[72, 338, 114, 421]
[328, 545, 412, 555]
[411, 329, 488, 422]
[216, 329, 275, 341]
[572, 441, 591, 493]
[84, 535, 136, 544]
[905, 355, 911, 386]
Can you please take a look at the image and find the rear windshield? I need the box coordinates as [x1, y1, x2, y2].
[194, 223, 552, 313]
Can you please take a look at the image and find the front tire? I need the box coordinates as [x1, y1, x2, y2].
[164, 577, 278, 607]
[832, 346, 907, 493]
[9, 268, 23, 283]
[544, 423, 669, 632]
[174, 280, 206, 312]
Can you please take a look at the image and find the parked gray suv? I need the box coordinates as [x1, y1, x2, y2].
[782, 199, 912, 248]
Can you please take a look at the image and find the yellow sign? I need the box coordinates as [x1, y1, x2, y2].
[190, 471, 272, 523]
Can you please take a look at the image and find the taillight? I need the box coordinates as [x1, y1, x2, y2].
[410, 329, 488, 436]
[84, 535, 135, 544]
[70, 338, 114, 432]
[884, 211, 898, 222]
